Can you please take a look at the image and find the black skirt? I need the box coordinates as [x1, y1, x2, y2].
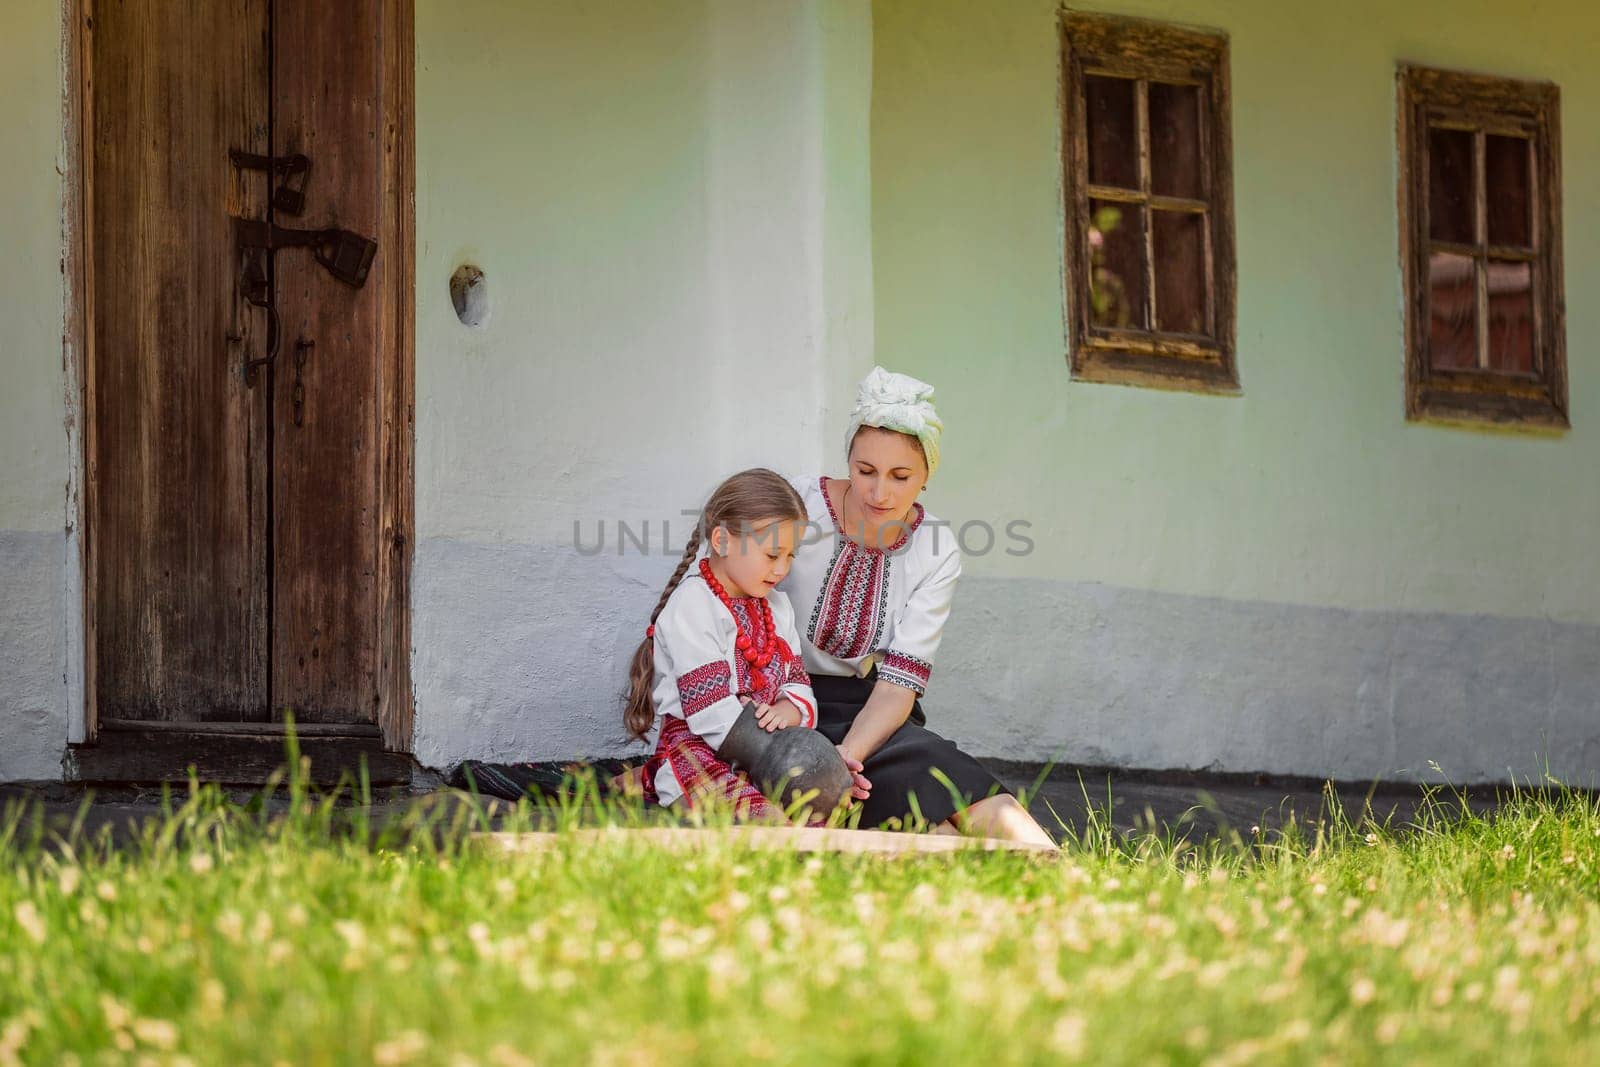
[811, 672, 1008, 829]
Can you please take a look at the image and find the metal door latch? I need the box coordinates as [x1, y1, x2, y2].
[229, 150, 312, 215]
[234, 219, 378, 289]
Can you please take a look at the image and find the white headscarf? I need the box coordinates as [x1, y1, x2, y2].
[845, 366, 943, 477]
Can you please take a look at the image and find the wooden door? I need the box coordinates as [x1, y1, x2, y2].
[83, 0, 413, 741]
[87, 0, 270, 723]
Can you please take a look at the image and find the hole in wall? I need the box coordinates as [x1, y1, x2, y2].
[450, 264, 488, 327]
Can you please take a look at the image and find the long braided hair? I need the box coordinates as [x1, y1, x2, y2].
[622, 468, 808, 739]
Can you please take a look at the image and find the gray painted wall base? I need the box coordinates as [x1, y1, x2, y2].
[4, 532, 1594, 786]
[939, 577, 1598, 787]
[411, 538, 1600, 787]
[0, 531, 68, 781]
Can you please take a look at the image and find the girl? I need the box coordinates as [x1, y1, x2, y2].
[624, 468, 868, 821]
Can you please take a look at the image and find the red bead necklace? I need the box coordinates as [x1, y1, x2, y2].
[699, 559, 776, 668]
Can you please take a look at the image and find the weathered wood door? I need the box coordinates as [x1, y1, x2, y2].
[84, 0, 412, 741]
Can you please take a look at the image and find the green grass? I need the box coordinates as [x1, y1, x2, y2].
[1, 763, 1597, 1066]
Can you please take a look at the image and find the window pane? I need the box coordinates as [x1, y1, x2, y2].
[1153, 210, 1207, 334]
[1085, 75, 1138, 190]
[1149, 81, 1203, 200]
[1428, 252, 1477, 369]
[1088, 200, 1147, 329]
[1428, 127, 1475, 244]
[1487, 259, 1535, 374]
[1485, 134, 1532, 248]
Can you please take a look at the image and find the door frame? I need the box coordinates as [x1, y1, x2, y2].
[62, 0, 417, 753]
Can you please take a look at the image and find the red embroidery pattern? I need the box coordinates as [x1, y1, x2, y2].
[728, 600, 805, 706]
[879, 649, 932, 694]
[676, 660, 732, 718]
[645, 715, 778, 819]
[809, 477, 926, 661]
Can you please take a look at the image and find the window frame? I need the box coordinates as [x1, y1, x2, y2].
[1060, 12, 1239, 394]
[1397, 65, 1567, 430]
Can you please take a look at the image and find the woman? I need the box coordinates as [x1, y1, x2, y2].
[780, 367, 1055, 847]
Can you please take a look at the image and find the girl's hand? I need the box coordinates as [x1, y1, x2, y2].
[755, 699, 804, 732]
[836, 748, 872, 801]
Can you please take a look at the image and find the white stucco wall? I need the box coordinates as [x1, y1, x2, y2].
[409, 0, 875, 767]
[0, 1, 72, 781]
[871, 0, 1600, 785]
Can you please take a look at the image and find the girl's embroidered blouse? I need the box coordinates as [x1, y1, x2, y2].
[646, 573, 816, 753]
[779, 475, 961, 696]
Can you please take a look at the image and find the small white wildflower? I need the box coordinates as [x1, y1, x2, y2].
[1051, 1014, 1086, 1056]
[1364, 833, 1379, 846]
[488, 1044, 538, 1067]
[1500, 844, 1516, 860]
[187, 853, 214, 875]
[96, 881, 118, 902]
[131, 1018, 179, 1050]
[99, 994, 132, 1030]
[58, 867, 81, 896]
[1349, 975, 1377, 1005]
[214, 911, 244, 942]
[334, 920, 367, 953]
[372, 1030, 428, 1065]
[13, 902, 46, 945]
[199, 979, 227, 1017]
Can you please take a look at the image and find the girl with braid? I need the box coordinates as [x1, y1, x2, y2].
[623, 468, 871, 820]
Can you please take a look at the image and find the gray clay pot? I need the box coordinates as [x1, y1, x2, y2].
[718, 702, 853, 815]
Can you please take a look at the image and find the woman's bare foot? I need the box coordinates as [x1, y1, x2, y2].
[943, 794, 1058, 849]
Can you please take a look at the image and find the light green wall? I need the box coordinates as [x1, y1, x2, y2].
[871, 0, 1600, 625]
[0, 0, 68, 534]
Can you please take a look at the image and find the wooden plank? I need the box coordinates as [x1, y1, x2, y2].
[473, 826, 1060, 857]
[1136, 79, 1155, 333]
[269, 0, 389, 724]
[87, 0, 271, 722]
[376, 0, 417, 753]
[98, 718, 379, 738]
[66, 731, 411, 787]
[64, 0, 94, 739]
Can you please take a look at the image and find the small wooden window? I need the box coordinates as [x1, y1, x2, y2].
[1398, 66, 1567, 429]
[1060, 13, 1238, 393]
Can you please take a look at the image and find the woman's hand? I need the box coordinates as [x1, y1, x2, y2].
[754, 699, 804, 732]
[836, 747, 872, 801]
